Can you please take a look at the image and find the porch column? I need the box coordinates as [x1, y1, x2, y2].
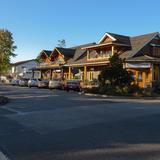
[84, 66, 87, 81]
[111, 46, 114, 56]
[150, 64, 154, 87]
[69, 66, 71, 80]
[32, 70, 34, 78]
[40, 70, 43, 79]
[50, 69, 52, 79]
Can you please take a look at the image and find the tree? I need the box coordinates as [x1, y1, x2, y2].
[57, 39, 66, 48]
[99, 54, 133, 88]
[0, 29, 17, 75]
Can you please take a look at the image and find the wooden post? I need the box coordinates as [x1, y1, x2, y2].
[32, 70, 34, 78]
[150, 64, 154, 87]
[111, 46, 114, 56]
[50, 69, 52, 79]
[84, 66, 87, 81]
[69, 67, 71, 80]
[40, 70, 43, 79]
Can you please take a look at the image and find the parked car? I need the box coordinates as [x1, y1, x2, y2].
[19, 78, 29, 87]
[64, 80, 81, 92]
[38, 80, 49, 88]
[49, 78, 63, 90]
[11, 79, 20, 86]
[28, 78, 41, 88]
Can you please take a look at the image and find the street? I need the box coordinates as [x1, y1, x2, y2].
[1, 85, 160, 160]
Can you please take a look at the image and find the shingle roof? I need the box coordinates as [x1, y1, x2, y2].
[71, 42, 96, 49]
[12, 59, 36, 66]
[56, 47, 75, 59]
[43, 50, 52, 57]
[106, 32, 131, 46]
[57, 43, 96, 63]
[120, 32, 159, 59]
[37, 50, 52, 59]
[126, 55, 160, 62]
[69, 32, 159, 65]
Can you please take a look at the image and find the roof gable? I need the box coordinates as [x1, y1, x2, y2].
[120, 32, 159, 59]
[98, 33, 116, 44]
[38, 50, 52, 59]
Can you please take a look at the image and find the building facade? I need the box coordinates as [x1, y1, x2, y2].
[33, 32, 160, 88]
[11, 59, 38, 79]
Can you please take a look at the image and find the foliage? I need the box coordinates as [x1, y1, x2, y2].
[98, 54, 133, 88]
[153, 81, 160, 94]
[0, 29, 17, 74]
[57, 39, 66, 48]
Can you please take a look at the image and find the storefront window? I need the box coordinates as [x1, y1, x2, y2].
[138, 72, 142, 82]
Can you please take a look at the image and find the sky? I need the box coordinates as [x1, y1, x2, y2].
[0, 0, 160, 62]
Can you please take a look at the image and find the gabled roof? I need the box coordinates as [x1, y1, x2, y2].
[38, 50, 52, 59]
[120, 32, 159, 59]
[126, 55, 160, 62]
[107, 32, 131, 46]
[43, 50, 52, 57]
[55, 47, 75, 59]
[55, 43, 95, 62]
[66, 43, 95, 64]
[12, 59, 36, 66]
[98, 32, 131, 45]
[71, 42, 96, 49]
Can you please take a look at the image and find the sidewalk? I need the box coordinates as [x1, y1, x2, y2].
[83, 93, 160, 103]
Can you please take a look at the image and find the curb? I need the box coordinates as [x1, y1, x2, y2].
[84, 93, 160, 100]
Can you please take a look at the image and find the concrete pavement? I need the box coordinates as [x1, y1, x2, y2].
[1, 85, 160, 159]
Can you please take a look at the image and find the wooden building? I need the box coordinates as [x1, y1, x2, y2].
[34, 32, 160, 88]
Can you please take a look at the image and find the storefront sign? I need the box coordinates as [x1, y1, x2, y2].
[126, 63, 151, 68]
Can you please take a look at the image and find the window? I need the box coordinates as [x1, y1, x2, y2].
[153, 47, 160, 57]
[87, 50, 90, 59]
[104, 50, 112, 58]
[145, 72, 149, 81]
[90, 72, 94, 81]
[138, 72, 142, 82]
[131, 73, 136, 80]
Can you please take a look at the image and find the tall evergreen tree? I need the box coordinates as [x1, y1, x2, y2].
[0, 29, 17, 74]
[99, 54, 133, 88]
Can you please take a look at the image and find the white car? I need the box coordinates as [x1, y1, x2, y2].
[28, 79, 41, 88]
[49, 79, 63, 89]
[38, 80, 49, 88]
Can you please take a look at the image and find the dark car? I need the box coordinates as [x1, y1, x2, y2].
[11, 79, 20, 86]
[64, 80, 81, 92]
[19, 78, 29, 87]
[28, 78, 41, 88]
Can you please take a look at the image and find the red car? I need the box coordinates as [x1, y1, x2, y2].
[64, 80, 81, 92]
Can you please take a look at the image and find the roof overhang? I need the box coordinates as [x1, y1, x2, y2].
[38, 50, 50, 59]
[82, 42, 130, 50]
[64, 61, 109, 67]
[51, 48, 64, 58]
[150, 43, 160, 47]
[98, 32, 116, 44]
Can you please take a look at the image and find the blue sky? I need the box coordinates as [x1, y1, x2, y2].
[0, 0, 160, 62]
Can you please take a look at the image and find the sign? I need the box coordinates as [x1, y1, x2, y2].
[126, 63, 151, 68]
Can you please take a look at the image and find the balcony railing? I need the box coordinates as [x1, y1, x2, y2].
[37, 61, 65, 67]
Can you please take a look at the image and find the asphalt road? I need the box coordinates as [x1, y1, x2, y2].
[1, 85, 160, 159]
